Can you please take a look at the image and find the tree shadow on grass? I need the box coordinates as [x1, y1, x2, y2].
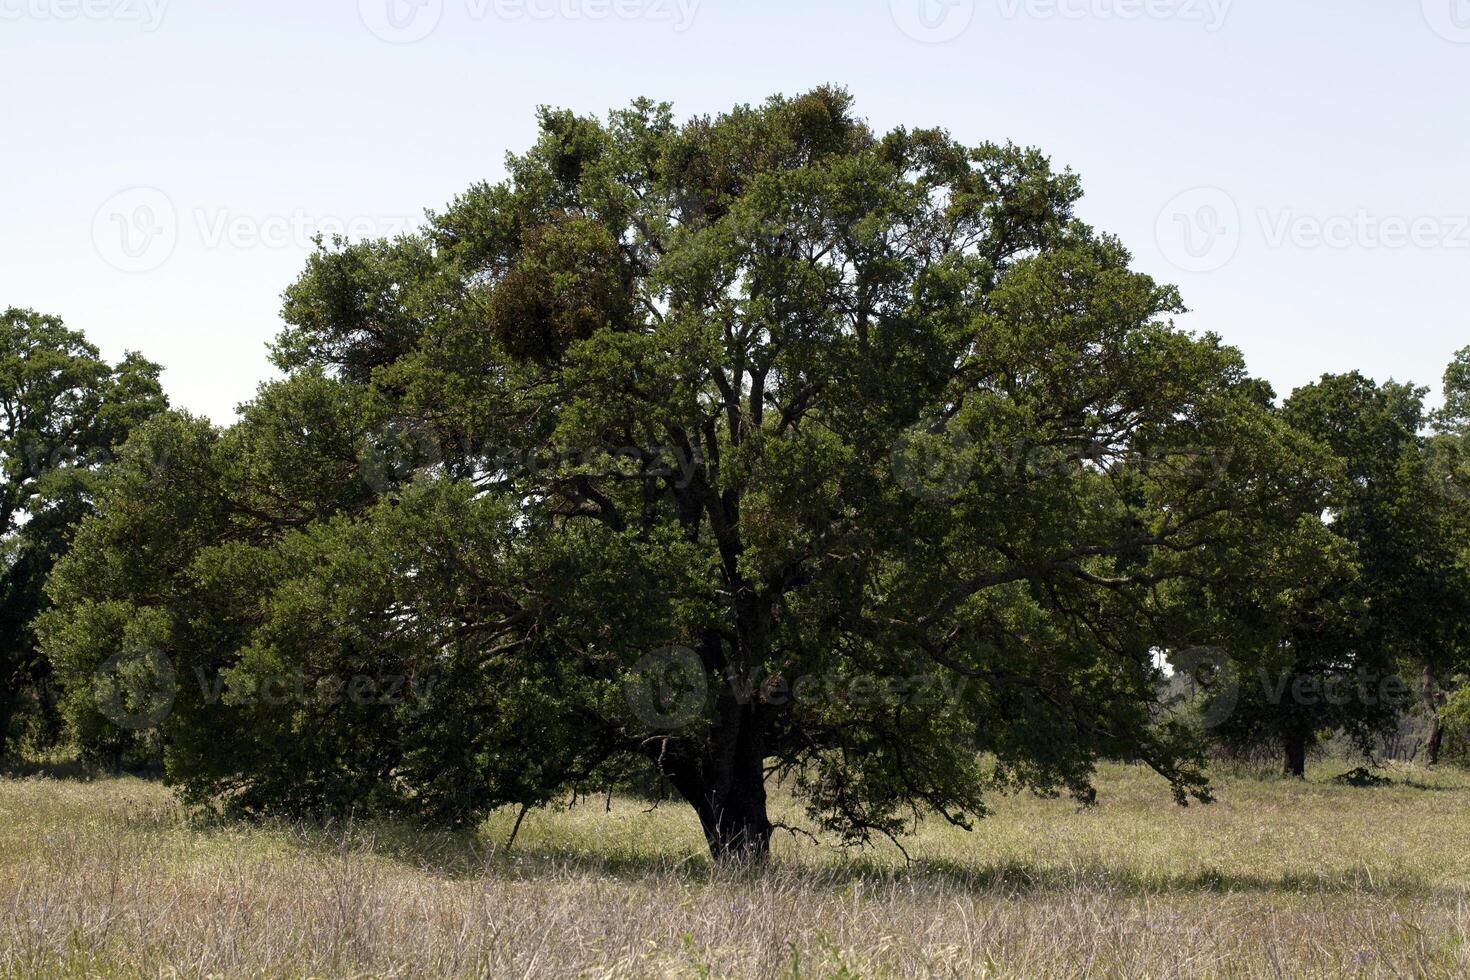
[261, 815, 1455, 902]
[892, 857, 1450, 901]
[292, 819, 717, 883]
[0, 757, 91, 780]
[0, 753, 165, 782]
[1385, 777, 1468, 793]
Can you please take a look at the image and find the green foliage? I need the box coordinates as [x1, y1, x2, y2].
[487, 214, 633, 362]
[1443, 681, 1470, 758]
[1437, 346, 1470, 432]
[1195, 371, 1470, 774]
[44, 90, 1334, 860]
[0, 308, 165, 759]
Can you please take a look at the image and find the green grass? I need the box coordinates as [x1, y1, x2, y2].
[1, 761, 1468, 977]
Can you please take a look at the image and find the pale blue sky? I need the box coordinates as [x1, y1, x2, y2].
[3, 0, 1467, 421]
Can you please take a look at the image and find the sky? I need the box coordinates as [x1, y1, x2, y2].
[2, 0, 1467, 422]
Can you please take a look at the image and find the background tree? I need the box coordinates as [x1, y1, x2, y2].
[0, 308, 165, 760]
[46, 91, 1325, 862]
[1422, 348, 1470, 762]
[1192, 515, 1381, 779]
[1300, 374, 1470, 769]
[1204, 373, 1470, 776]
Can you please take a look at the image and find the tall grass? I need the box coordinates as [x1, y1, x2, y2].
[1, 761, 1467, 977]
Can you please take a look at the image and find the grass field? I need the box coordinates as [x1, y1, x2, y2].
[1, 762, 1468, 978]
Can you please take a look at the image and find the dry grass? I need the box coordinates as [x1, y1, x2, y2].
[1, 761, 1468, 978]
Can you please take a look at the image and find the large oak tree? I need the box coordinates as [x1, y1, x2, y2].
[45, 91, 1325, 861]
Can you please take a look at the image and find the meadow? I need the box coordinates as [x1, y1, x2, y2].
[1, 761, 1467, 978]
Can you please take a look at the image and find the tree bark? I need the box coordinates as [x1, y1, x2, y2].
[1425, 713, 1445, 768]
[1421, 663, 1445, 767]
[0, 678, 16, 764]
[691, 772, 773, 865]
[663, 692, 773, 865]
[1283, 732, 1307, 779]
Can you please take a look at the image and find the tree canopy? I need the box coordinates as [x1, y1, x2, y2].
[41, 90, 1377, 861]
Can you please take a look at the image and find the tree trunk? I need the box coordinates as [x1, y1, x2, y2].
[1425, 714, 1445, 768]
[671, 596, 777, 865]
[1421, 663, 1445, 767]
[692, 771, 772, 865]
[1283, 733, 1307, 779]
[663, 691, 773, 865]
[0, 683, 16, 764]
